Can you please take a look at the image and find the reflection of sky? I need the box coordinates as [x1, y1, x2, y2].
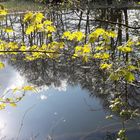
[0, 62, 139, 140]
[0, 61, 25, 92]
[0, 62, 107, 140]
[0, 87, 109, 140]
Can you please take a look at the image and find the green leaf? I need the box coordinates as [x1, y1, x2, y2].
[125, 72, 135, 82]
[118, 129, 126, 138]
[109, 73, 119, 81]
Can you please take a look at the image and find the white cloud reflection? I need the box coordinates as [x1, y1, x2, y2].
[40, 94, 48, 100]
[7, 72, 25, 90]
[53, 80, 67, 92]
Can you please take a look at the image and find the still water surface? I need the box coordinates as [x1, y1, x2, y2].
[0, 61, 139, 140]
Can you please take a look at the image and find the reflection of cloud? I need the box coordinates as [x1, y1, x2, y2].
[38, 86, 49, 92]
[0, 119, 6, 136]
[40, 94, 47, 100]
[53, 80, 67, 91]
[0, 120, 6, 130]
[7, 72, 25, 90]
[54, 112, 58, 115]
[63, 119, 66, 122]
[0, 63, 26, 97]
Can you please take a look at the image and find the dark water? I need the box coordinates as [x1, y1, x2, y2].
[0, 60, 139, 140]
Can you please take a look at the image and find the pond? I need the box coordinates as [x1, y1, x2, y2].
[0, 1, 140, 140]
[0, 59, 139, 140]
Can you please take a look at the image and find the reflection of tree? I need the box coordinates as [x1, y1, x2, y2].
[8, 58, 140, 111]
[1, 4, 139, 46]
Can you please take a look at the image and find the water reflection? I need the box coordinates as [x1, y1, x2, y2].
[0, 63, 109, 140]
[0, 57, 138, 140]
[1, 6, 139, 45]
[0, 2, 140, 140]
[8, 58, 140, 110]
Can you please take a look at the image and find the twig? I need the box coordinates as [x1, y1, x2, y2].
[94, 19, 140, 30]
[84, 98, 102, 111]
[16, 104, 37, 140]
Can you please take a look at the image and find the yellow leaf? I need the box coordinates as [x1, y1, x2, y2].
[127, 65, 138, 71]
[0, 62, 5, 69]
[136, 41, 140, 46]
[75, 46, 82, 53]
[89, 28, 105, 43]
[117, 46, 132, 53]
[20, 45, 27, 51]
[62, 31, 71, 39]
[4, 27, 14, 33]
[22, 86, 35, 91]
[23, 12, 33, 22]
[26, 25, 34, 35]
[36, 23, 43, 30]
[33, 12, 44, 23]
[94, 28, 105, 36]
[62, 31, 85, 41]
[30, 45, 38, 50]
[10, 103, 17, 107]
[0, 9, 7, 16]
[126, 39, 134, 46]
[100, 63, 112, 69]
[125, 72, 135, 82]
[8, 42, 18, 50]
[93, 53, 110, 59]
[83, 44, 91, 53]
[13, 87, 19, 93]
[46, 25, 56, 33]
[72, 31, 85, 41]
[43, 20, 52, 25]
[106, 31, 117, 38]
[95, 46, 104, 51]
[0, 103, 6, 110]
